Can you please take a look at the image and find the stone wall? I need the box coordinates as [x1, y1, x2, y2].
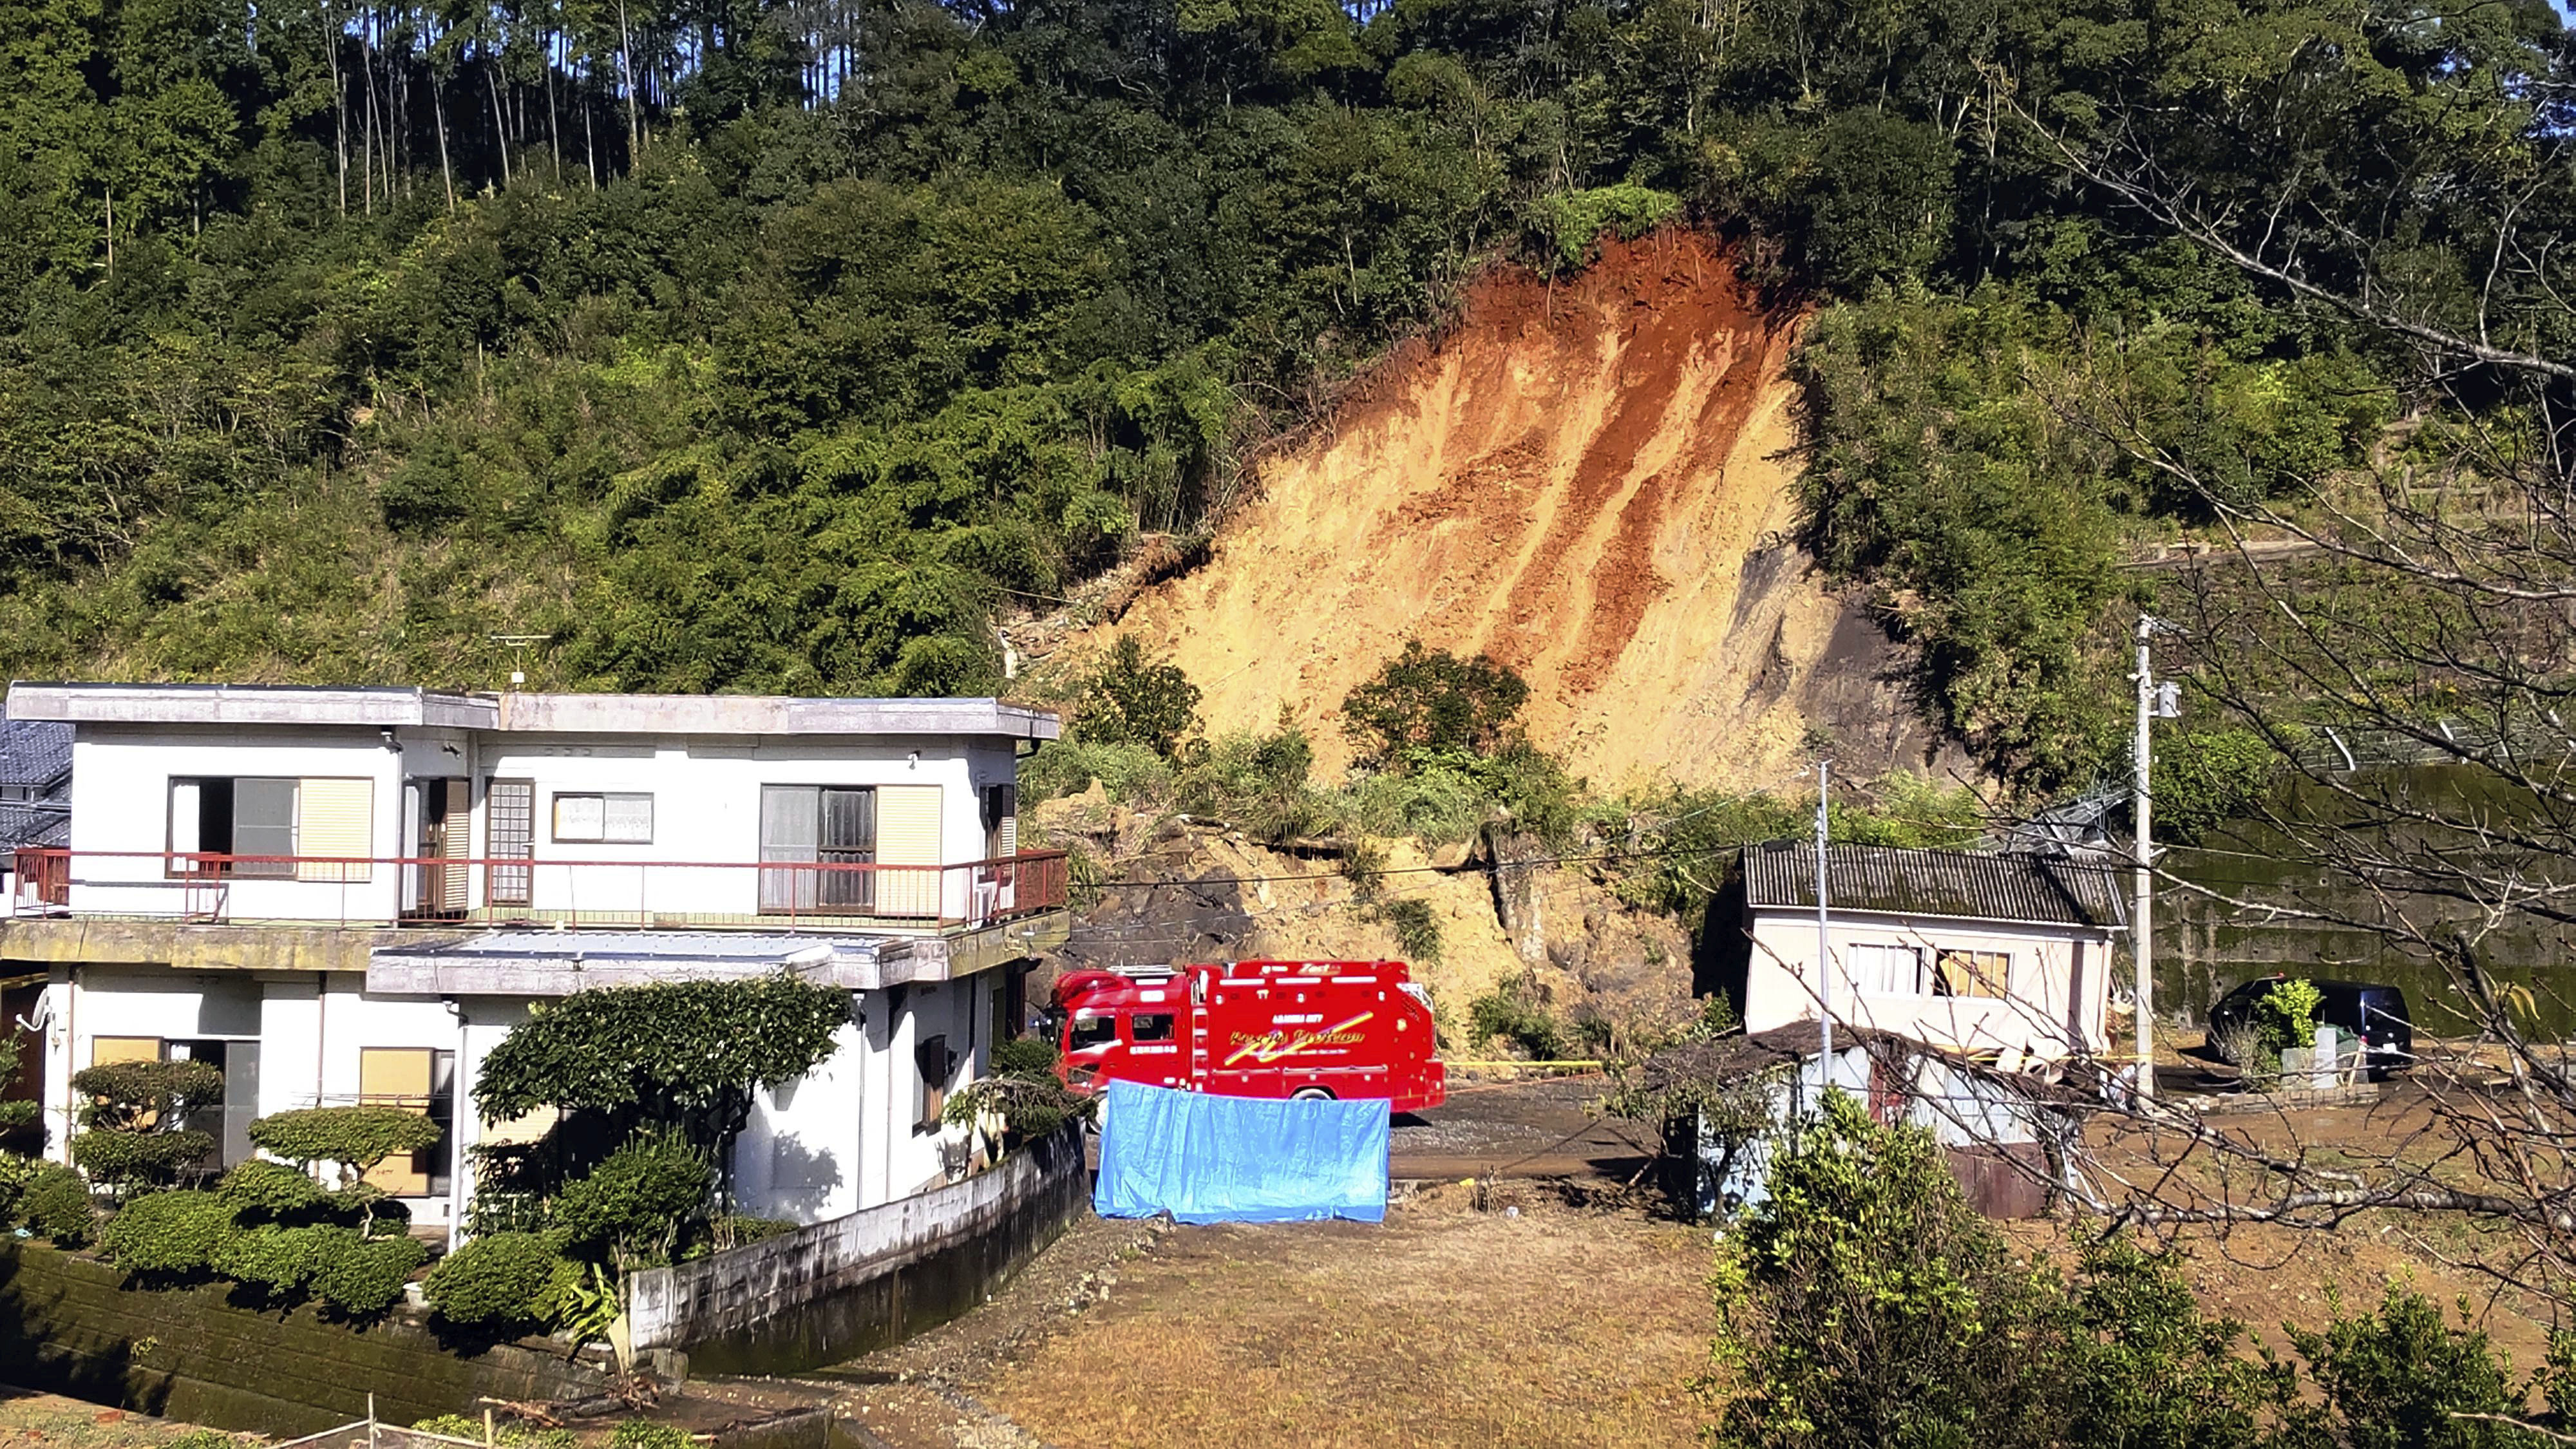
[0, 1241, 607, 1436]
[626, 1126, 1086, 1376]
[2163, 767, 2576, 1038]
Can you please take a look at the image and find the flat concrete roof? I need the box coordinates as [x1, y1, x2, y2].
[6, 684, 497, 728]
[6, 684, 1060, 741]
[366, 929, 925, 994]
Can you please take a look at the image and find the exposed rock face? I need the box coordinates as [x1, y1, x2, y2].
[1067, 228, 1944, 790]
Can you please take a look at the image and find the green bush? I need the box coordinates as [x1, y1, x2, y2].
[71, 1129, 217, 1188]
[2153, 728, 2282, 845]
[1019, 739, 1173, 806]
[1175, 722, 1329, 842]
[2282, 1285, 2533, 1448]
[1370, 896, 1443, 964]
[1468, 976, 1566, 1060]
[70, 1060, 223, 1132]
[1071, 636, 1200, 757]
[1527, 183, 1682, 272]
[1340, 641, 1530, 766]
[217, 1159, 330, 1219]
[2255, 978, 2326, 1055]
[554, 1131, 713, 1269]
[247, 1106, 444, 1185]
[717, 1215, 798, 1247]
[216, 1224, 358, 1300]
[609, 1421, 693, 1449]
[1708, 1093, 2294, 1447]
[0, 1150, 37, 1223]
[99, 1189, 238, 1276]
[22, 1162, 97, 1245]
[423, 1230, 582, 1330]
[1701, 1092, 2565, 1447]
[313, 1233, 428, 1317]
[990, 1035, 1059, 1077]
[167, 1431, 249, 1449]
[414, 1416, 575, 1449]
[69, 1057, 224, 1192]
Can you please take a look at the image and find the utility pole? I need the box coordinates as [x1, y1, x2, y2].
[2132, 616, 2177, 1101]
[1815, 759, 1832, 1102]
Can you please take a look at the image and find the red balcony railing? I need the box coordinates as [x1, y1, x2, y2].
[6, 846, 1070, 933]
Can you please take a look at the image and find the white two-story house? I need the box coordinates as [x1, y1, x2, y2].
[1, 683, 1069, 1234]
[1706, 842, 2125, 1064]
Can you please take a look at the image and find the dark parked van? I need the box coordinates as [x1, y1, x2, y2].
[2205, 976, 2414, 1078]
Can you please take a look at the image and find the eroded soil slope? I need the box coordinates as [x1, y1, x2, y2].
[1074, 229, 1935, 788]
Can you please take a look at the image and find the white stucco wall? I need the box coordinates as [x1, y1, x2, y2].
[43, 964, 986, 1227]
[1741, 910, 2112, 1057]
[57, 726, 1030, 924]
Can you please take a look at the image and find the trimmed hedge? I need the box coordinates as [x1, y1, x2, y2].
[314, 1234, 430, 1317]
[21, 1162, 96, 1246]
[99, 1189, 237, 1276]
[218, 1159, 330, 1218]
[422, 1231, 581, 1331]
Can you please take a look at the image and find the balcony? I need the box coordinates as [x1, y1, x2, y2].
[8, 847, 1072, 934]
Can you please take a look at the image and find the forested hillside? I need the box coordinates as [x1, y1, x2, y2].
[1, 0, 2565, 790]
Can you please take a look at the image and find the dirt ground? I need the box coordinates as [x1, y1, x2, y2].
[808, 1182, 1709, 1449]
[787, 1075, 2576, 1448]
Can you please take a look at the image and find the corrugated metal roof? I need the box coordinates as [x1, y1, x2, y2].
[1739, 842, 2125, 930]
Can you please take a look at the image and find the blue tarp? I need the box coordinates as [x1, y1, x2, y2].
[1094, 1081, 1389, 1224]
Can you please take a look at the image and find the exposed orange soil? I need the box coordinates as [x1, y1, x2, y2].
[1069, 229, 1938, 789]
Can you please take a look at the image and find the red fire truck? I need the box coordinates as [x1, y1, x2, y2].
[1045, 960, 1447, 1111]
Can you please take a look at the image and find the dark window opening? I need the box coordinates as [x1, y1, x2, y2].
[1069, 1014, 1115, 1050]
[1131, 1013, 1176, 1043]
[915, 1033, 953, 1132]
[169, 777, 295, 876]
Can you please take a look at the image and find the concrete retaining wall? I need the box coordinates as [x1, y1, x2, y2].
[627, 1126, 1086, 1376]
[0, 1240, 607, 1436]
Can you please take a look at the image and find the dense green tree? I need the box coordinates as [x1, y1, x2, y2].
[0, 0, 2557, 817]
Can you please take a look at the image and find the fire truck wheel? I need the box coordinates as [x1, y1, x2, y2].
[1290, 1086, 1336, 1101]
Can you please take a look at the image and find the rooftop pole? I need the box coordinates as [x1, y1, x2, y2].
[2132, 616, 2157, 1103]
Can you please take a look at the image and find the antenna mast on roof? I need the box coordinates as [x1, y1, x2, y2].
[488, 634, 547, 692]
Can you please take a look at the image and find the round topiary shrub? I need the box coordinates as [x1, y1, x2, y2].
[554, 1132, 711, 1269]
[218, 1159, 328, 1220]
[313, 1233, 428, 1318]
[216, 1222, 356, 1301]
[21, 1162, 97, 1246]
[70, 1128, 218, 1190]
[247, 1106, 444, 1186]
[98, 1189, 238, 1277]
[422, 1230, 580, 1331]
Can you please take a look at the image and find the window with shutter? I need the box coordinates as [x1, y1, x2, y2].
[875, 785, 941, 918]
[295, 779, 374, 882]
[232, 779, 297, 876]
[358, 1047, 435, 1196]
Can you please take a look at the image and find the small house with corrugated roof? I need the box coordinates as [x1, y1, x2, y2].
[1704, 842, 2126, 1064]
